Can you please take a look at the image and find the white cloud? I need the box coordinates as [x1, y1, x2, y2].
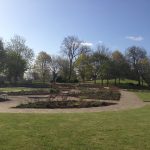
[98, 40, 103, 44]
[81, 42, 93, 47]
[126, 36, 144, 41]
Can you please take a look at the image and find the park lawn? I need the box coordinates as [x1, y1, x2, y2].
[0, 106, 150, 150]
[89, 79, 140, 85]
[0, 87, 49, 92]
[135, 90, 150, 102]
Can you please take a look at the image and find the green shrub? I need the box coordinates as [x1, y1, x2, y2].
[49, 88, 60, 94]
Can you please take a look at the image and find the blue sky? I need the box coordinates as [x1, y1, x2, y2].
[0, 0, 150, 55]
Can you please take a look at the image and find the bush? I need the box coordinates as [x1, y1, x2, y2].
[0, 81, 51, 88]
[56, 76, 79, 83]
[78, 83, 103, 88]
[0, 97, 9, 102]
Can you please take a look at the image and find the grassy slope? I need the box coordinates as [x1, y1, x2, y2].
[0, 106, 150, 150]
[0, 87, 49, 92]
[135, 91, 150, 102]
[88, 79, 139, 84]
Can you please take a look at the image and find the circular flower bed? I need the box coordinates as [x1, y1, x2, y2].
[15, 100, 116, 109]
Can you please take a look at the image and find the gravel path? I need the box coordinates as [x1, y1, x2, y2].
[0, 90, 149, 113]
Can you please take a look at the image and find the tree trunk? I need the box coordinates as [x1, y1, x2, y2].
[138, 77, 141, 86]
[83, 78, 85, 83]
[114, 78, 117, 85]
[119, 78, 120, 84]
[42, 72, 45, 83]
[94, 78, 96, 84]
[107, 78, 109, 86]
[69, 60, 72, 81]
[101, 79, 103, 86]
[142, 79, 144, 86]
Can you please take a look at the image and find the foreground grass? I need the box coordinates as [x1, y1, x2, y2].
[0, 106, 150, 150]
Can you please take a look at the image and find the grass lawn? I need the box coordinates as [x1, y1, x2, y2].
[88, 79, 140, 85]
[135, 90, 150, 102]
[0, 87, 49, 92]
[0, 106, 150, 150]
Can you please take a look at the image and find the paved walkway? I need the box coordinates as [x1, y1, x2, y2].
[0, 90, 149, 113]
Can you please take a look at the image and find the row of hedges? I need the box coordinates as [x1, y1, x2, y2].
[0, 81, 50, 88]
[61, 89, 121, 101]
[117, 83, 150, 90]
[56, 83, 77, 89]
[78, 83, 103, 88]
[81, 90, 121, 100]
[4, 90, 50, 96]
[16, 100, 116, 109]
[0, 88, 59, 96]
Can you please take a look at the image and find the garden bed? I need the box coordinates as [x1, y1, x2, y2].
[15, 100, 116, 109]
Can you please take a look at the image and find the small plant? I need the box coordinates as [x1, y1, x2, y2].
[48, 94, 57, 101]
[49, 88, 60, 94]
[61, 95, 68, 101]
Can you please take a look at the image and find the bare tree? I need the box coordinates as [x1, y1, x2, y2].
[61, 36, 81, 81]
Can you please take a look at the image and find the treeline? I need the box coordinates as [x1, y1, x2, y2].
[0, 35, 150, 87]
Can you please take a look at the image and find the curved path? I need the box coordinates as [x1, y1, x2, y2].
[0, 90, 149, 113]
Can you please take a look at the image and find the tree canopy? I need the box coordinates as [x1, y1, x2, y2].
[1, 35, 150, 87]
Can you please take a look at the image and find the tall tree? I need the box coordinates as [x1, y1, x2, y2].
[34, 51, 51, 83]
[91, 45, 110, 84]
[126, 46, 147, 85]
[6, 35, 34, 65]
[112, 50, 129, 84]
[5, 35, 34, 82]
[138, 58, 150, 86]
[75, 45, 92, 82]
[61, 36, 81, 81]
[6, 51, 27, 82]
[75, 53, 93, 82]
[57, 57, 70, 82]
[0, 39, 6, 74]
[50, 56, 59, 83]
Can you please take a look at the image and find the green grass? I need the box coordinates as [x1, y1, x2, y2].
[0, 106, 150, 149]
[135, 90, 150, 102]
[0, 87, 49, 92]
